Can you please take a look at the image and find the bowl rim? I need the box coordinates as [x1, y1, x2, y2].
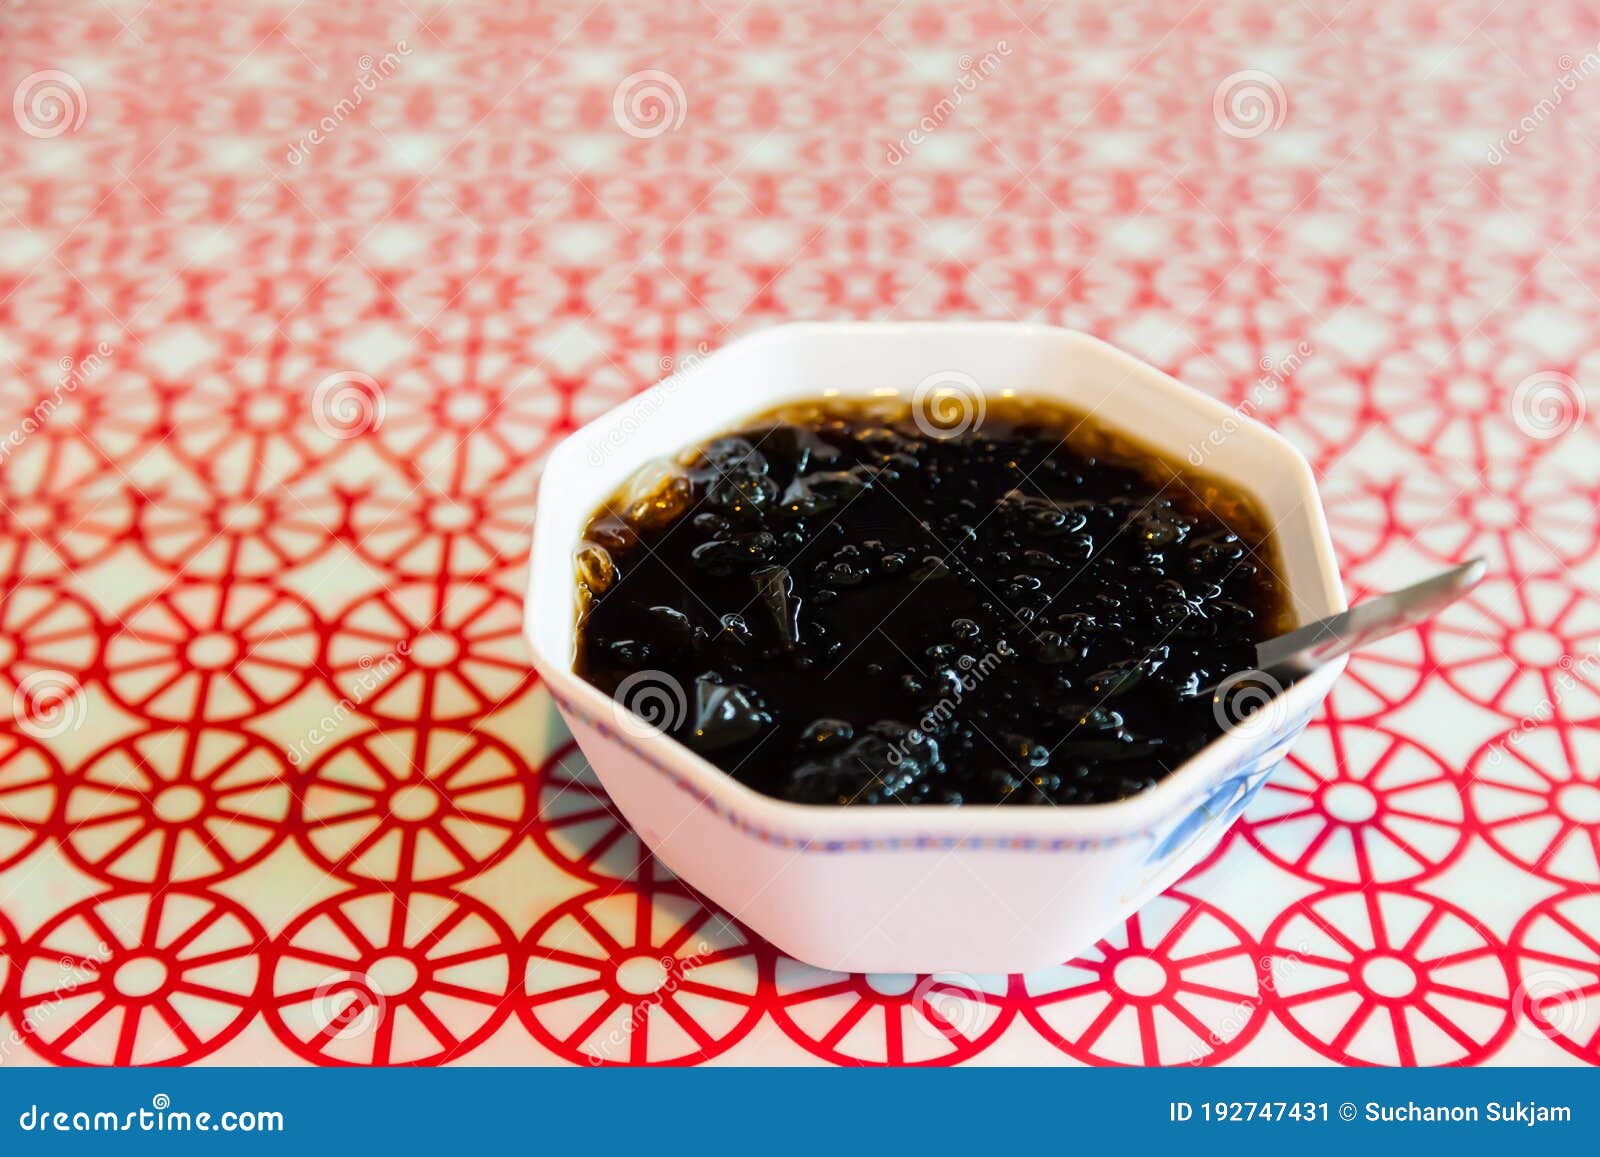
[524, 320, 1347, 843]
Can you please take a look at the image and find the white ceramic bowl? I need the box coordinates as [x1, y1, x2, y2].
[524, 322, 1346, 974]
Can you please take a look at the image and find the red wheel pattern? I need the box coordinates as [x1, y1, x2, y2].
[1018, 892, 1266, 1066]
[1368, 341, 1545, 469]
[342, 471, 540, 581]
[372, 370, 559, 482]
[0, 582, 101, 708]
[1431, 575, 1600, 722]
[519, 887, 766, 1066]
[0, 437, 138, 577]
[1387, 466, 1600, 576]
[294, 724, 532, 885]
[1223, 352, 1370, 472]
[164, 379, 342, 491]
[59, 727, 292, 886]
[0, 732, 64, 872]
[262, 886, 517, 1065]
[320, 581, 533, 723]
[102, 581, 319, 723]
[530, 740, 671, 886]
[1318, 472, 1397, 573]
[1510, 891, 1600, 1064]
[3, 887, 264, 1065]
[1467, 723, 1600, 885]
[1324, 582, 1434, 721]
[1263, 888, 1514, 1066]
[769, 960, 1015, 1066]
[1241, 722, 1470, 886]
[133, 478, 346, 579]
[0, 906, 18, 1001]
[1170, 345, 1366, 472]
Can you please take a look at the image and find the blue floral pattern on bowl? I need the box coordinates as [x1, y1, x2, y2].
[1144, 714, 1314, 868]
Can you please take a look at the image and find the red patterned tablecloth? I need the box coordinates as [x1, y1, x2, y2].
[1, 0, 1598, 1066]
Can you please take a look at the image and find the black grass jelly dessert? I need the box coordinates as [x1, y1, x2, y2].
[573, 395, 1290, 807]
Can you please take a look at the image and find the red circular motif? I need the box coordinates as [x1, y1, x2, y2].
[1431, 575, 1600, 722]
[1018, 891, 1266, 1065]
[341, 469, 540, 581]
[519, 887, 766, 1066]
[319, 581, 533, 723]
[133, 478, 346, 579]
[1241, 722, 1470, 885]
[0, 731, 64, 872]
[769, 960, 1016, 1066]
[59, 726, 292, 886]
[262, 885, 517, 1065]
[3, 887, 265, 1066]
[1467, 722, 1600, 885]
[1324, 582, 1434, 721]
[0, 906, 18, 1000]
[372, 365, 561, 481]
[1318, 471, 1397, 574]
[102, 580, 319, 723]
[1221, 351, 1371, 473]
[294, 723, 532, 885]
[0, 582, 101, 709]
[164, 376, 343, 491]
[0, 437, 138, 577]
[1368, 339, 1549, 469]
[1386, 465, 1600, 577]
[530, 740, 671, 886]
[1509, 890, 1600, 1064]
[1263, 887, 1514, 1065]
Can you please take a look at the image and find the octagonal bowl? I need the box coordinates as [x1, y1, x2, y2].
[524, 322, 1346, 974]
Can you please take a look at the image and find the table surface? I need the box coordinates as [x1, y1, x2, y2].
[1, 0, 1598, 1066]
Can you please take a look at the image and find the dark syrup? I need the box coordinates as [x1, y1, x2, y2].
[574, 396, 1289, 806]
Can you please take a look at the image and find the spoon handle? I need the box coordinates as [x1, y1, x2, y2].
[1253, 558, 1487, 680]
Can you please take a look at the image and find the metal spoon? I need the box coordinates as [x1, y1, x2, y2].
[1245, 557, 1487, 688]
